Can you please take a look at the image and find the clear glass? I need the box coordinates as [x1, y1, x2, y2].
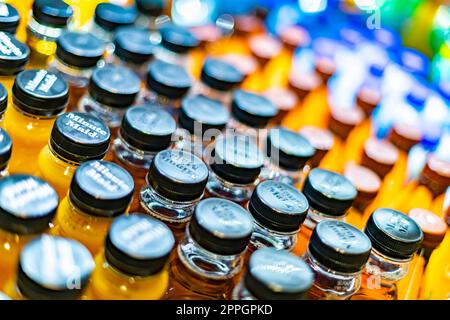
[248, 218, 298, 252]
[303, 249, 362, 300]
[78, 93, 126, 130]
[191, 81, 233, 107]
[153, 45, 190, 70]
[111, 54, 149, 80]
[165, 227, 244, 300]
[0, 166, 8, 179]
[259, 159, 303, 186]
[173, 128, 216, 159]
[88, 21, 114, 57]
[138, 90, 180, 118]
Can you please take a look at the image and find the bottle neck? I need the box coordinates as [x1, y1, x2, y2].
[249, 216, 298, 252]
[303, 207, 346, 231]
[364, 248, 411, 283]
[28, 16, 65, 40]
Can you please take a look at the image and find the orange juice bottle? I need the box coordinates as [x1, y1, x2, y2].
[0, 31, 29, 94]
[37, 112, 111, 199]
[189, 24, 223, 78]
[360, 137, 399, 179]
[3, 69, 69, 175]
[4, 0, 33, 42]
[52, 160, 134, 256]
[0, 175, 58, 290]
[263, 87, 298, 125]
[288, 71, 322, 106]
[87, 214, 174, 300]
[397, 208, 447, 300]
[0, 127, 12, 178]
[298, 126, 335, 169]
[4, 235, 94, 300]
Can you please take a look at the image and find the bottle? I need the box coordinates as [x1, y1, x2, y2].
[247, 180, 308, 252]
[228, 89, 278, 137]
[356, 64, 384, 118]
[261, 126, 315, 186]
[204, 134, 264, 204]
[294, 168, 357, 256]
[175, 95, 229, 157]
[26, 0, 74, 68]
[263, 87, 298, 125]
[3, 69, 69, 175]
[0, 3, 20, 35]
[135, 0, 166, 30]
[343, 163, 381, 229]
[52, 160, 134, 256]
[360, 137, 399, 178]
[49, 32, 105, 110]
[78, 65, 140, 132]
[38, 112, 111, 199]
[352, 208, 423, 300]
[193, 58, 243, 106]
[298, 126, 335, 169]
[0, 128, 12, 178]
[165, 197, 253, 300]
[140, 149, 208, 242]
[219, 54, 258, 83]
[0, 84, 8, 125]
[0, 31, 29, 93]
[249, 34, 282, 68]
[4, 235, 94, 300]
[233, 248, 313, 300]
[141, 60, 192, 117]
[304, 220, 372, 300]
[288, 71, 322, 105]
[111, 27, 154, 79]
[0, 175, 58, 289]
[87, 214, 174, 300]
[397, 208, 447, 300]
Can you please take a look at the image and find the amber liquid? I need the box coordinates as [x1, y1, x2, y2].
[67, 84, 87, 112]
[351, 274, 398, 300]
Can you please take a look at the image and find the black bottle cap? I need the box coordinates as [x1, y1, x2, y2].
[120, 105, 176, 152]
[179, 95, 229, 136]
[159, 23, 199, 54]
[200, 58, 243, 92]
[189, 198, 253, 255]
[32, 0, 73, 27]
[0, 127, 12, 169]
[136, 0, 164, 17]
[231, 90, 278, 128]
[69, 160, 134, 218]
[249, 181, 309, 233]
[12, 69, 68, 117]
[56, 31, 105, 68]
[105, 214, 174, 277]
[309, 220, 372, 273]
[114, 27, 154, 64]
[266, 126, 315, 170]
[302, 168, 357, 217]
[146, 60, 192, 99]
[0, 31, 29, 75]
[0, 3, 20, 34]
[364, 208, 424, 260]
[50, 112, 111, 163]
[210, 135, 264, 185]
[0, 83, 7, 114]
[17, 235, 94, 300]
[147, 149, 208, 201]
[245, 248, 313, 300]
[89, 65, 140, 108]
[0, 175, 58, 235]
[94, 3, 137, 31]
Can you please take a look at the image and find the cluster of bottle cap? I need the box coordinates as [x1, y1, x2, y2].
[0, 0, 447, 301]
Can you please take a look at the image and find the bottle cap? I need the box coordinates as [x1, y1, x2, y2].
[189, 198, 253, 255]
[0, 127, 12, 169]
[249, 181, 309, 233]
[298, 126, 334, 168]
[0, 31, 28, 75]
[419, 155, 450, 197]
[135, 0, 164, 17]
[249, 34, 282, 66]
[113, 27, 154, 65]
[18, 236, 94, 299]
[356, 86, 381, 116]
[0, 83, 7, 114]
[94, 3, 137, 31]
[388, 123, 421, 152]
[189, 25, 222, 48]
[314, 57, 336, 83]
[408, 208, 447, 250]
[279, 25, 310, 51]
[200, 58, 243, 92]
[32, 0, 73, 27]
[344, 163, 381, 211]
[219, 54, 258, 78]
[105, 214, 174, 276]
[233, 15, 264, 37]
[231, 90, 278, 128]
[365, 208, 423, 260]
[56, 32, 104, 68]
[289, 72, 321, 100]
[146, 60, 192, 99]
[328, 106, 365, 140]
[0, 175, 58, 234]
[120, 105, 176, 152]
[309, 220, 372, 273]
[0, 3, 20, 34]
[263, 88, 298, 118]
[12, 69, 68, 117]
[147, 149, 208, 201]
[159, 23, 199, 54]
[89, 65, 140, 108]
[302, 168, 357, 217]
[361, 138, 399, 178]
[245, 248, 313, 300]
[50, 112, 110, 163]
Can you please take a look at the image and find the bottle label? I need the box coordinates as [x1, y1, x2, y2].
[258, 181, 308, 214]
[0, 31, 23, 58]
[156, 150, 208, 183]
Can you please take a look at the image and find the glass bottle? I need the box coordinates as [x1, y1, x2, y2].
[204, 134, 264, 204]
[294, 168, 357, 256]
[52, 160, 134, 256]
[87, 214, 174, 300]
[360, 137, 399, 178]
[175, 95, 229, 157]
[0, 175, 58, 289]
[165, 197, 253, 300]
[3, 69, 69, 175]
[356, 64, 384, 117]
[26, 0, 73, 68]
[247, 180, 308, 253]
[135, 0, 166, 30]
[38, 111, 111, 199]
[261, 126, 315, 186]
[0, 3, 20, 35]
[304, 220, 372, 300]
[4, 235, 94, 300]
[288, 72, 322, 105]
[0, 84, 7, 124]
[0, 31, 29, 93]
[48, 31, 105, 110]
[263, 87, 298, 125]
[78, 65, 140, 132]
[140, 149, 208, 242]
[219, 54, 258, 82]
[0, 127, 12, 178]
[298, 126, 335, 169]
[352, 208, 424, 300]
[233, 248, 313, 300]
[248, 34, 282, 69]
